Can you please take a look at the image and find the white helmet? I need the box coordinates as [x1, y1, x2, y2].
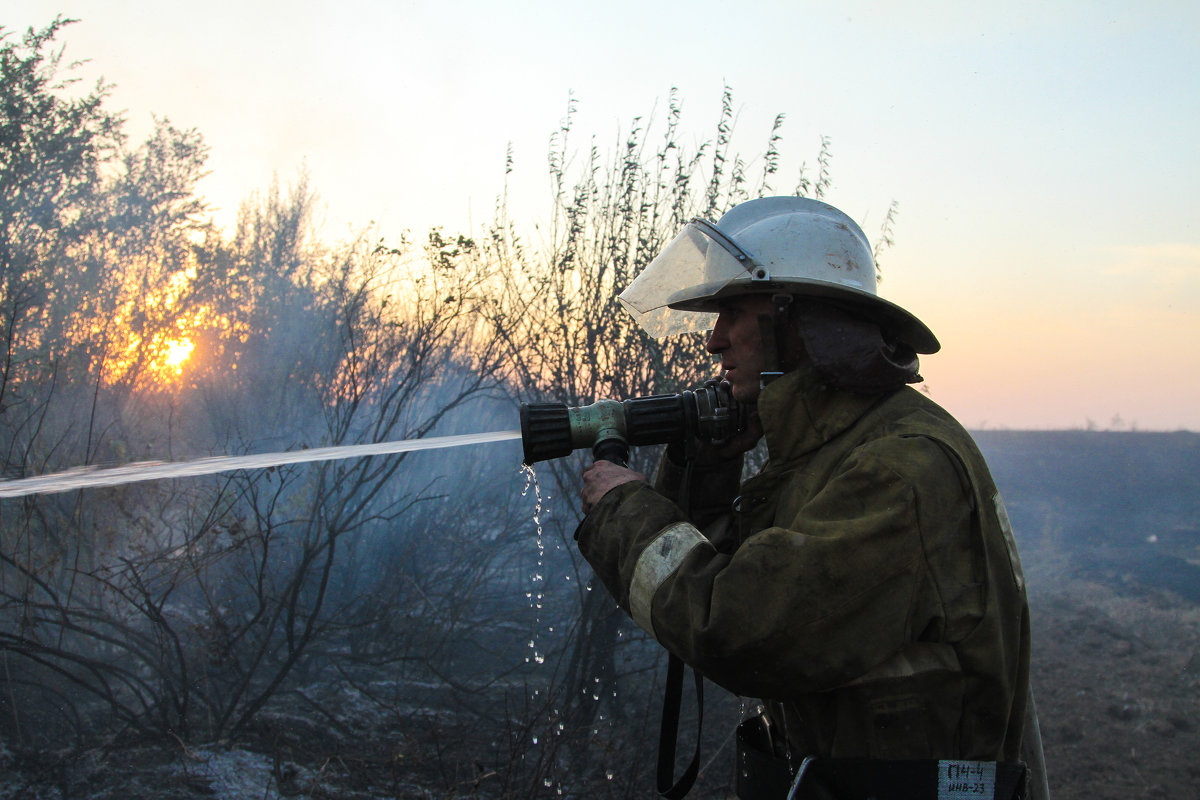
[618, 197, 939, 353]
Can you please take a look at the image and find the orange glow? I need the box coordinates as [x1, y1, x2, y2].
[164, 339, 195, 372]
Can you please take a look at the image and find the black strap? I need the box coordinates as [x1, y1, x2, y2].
[655, 451, 705, 798]
[657, 653, 705, 799]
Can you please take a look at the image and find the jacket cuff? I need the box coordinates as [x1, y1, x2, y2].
[575, 481, 685, 609]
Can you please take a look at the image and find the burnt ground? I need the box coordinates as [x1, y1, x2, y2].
[1027, 563, 1200, 799]
[5, 545, 1198, 800]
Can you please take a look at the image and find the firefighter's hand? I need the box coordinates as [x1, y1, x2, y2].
[581, 460, 645, 514]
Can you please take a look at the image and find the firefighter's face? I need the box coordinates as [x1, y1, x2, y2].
[705, 294, 777, 403]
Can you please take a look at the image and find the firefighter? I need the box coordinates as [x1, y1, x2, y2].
[576, 197, 1048, 799]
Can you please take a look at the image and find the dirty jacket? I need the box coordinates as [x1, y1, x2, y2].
[576, 368, 1032, 763]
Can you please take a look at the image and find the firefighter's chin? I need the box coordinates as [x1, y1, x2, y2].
[722, 368, 762, 404]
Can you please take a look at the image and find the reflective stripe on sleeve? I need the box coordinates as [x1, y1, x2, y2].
[993, 492, 1026, 592]
[629, 521, 710, 639]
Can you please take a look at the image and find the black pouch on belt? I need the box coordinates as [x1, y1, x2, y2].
[735, 717, 794, 800]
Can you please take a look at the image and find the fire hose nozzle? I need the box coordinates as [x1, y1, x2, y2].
[519, 381, 743, 467]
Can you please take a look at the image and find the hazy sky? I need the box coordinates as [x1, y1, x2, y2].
[8, 0, 1200, 430]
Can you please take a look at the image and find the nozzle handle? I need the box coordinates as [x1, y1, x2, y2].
[592, 437, 629, 468]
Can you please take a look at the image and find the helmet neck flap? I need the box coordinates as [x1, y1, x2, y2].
[755, 295, 923, 395]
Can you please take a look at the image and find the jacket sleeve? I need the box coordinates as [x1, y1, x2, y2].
[576, 434, 973, 699]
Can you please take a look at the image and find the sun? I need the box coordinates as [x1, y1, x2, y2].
[164, 338, 195, 372]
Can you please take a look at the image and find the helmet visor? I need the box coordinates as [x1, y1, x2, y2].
[618, 220, 758, 338]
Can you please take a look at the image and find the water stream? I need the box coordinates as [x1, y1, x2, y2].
[521, 463, 547, 666]
[0, 429, 523, 498]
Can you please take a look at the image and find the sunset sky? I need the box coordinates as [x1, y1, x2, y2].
[9, 0, 1199, 431]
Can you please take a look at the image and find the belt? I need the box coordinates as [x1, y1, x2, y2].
[736, 718, 1029, 800]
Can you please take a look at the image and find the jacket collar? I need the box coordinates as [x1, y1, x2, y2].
[755, 367, 890, 465]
